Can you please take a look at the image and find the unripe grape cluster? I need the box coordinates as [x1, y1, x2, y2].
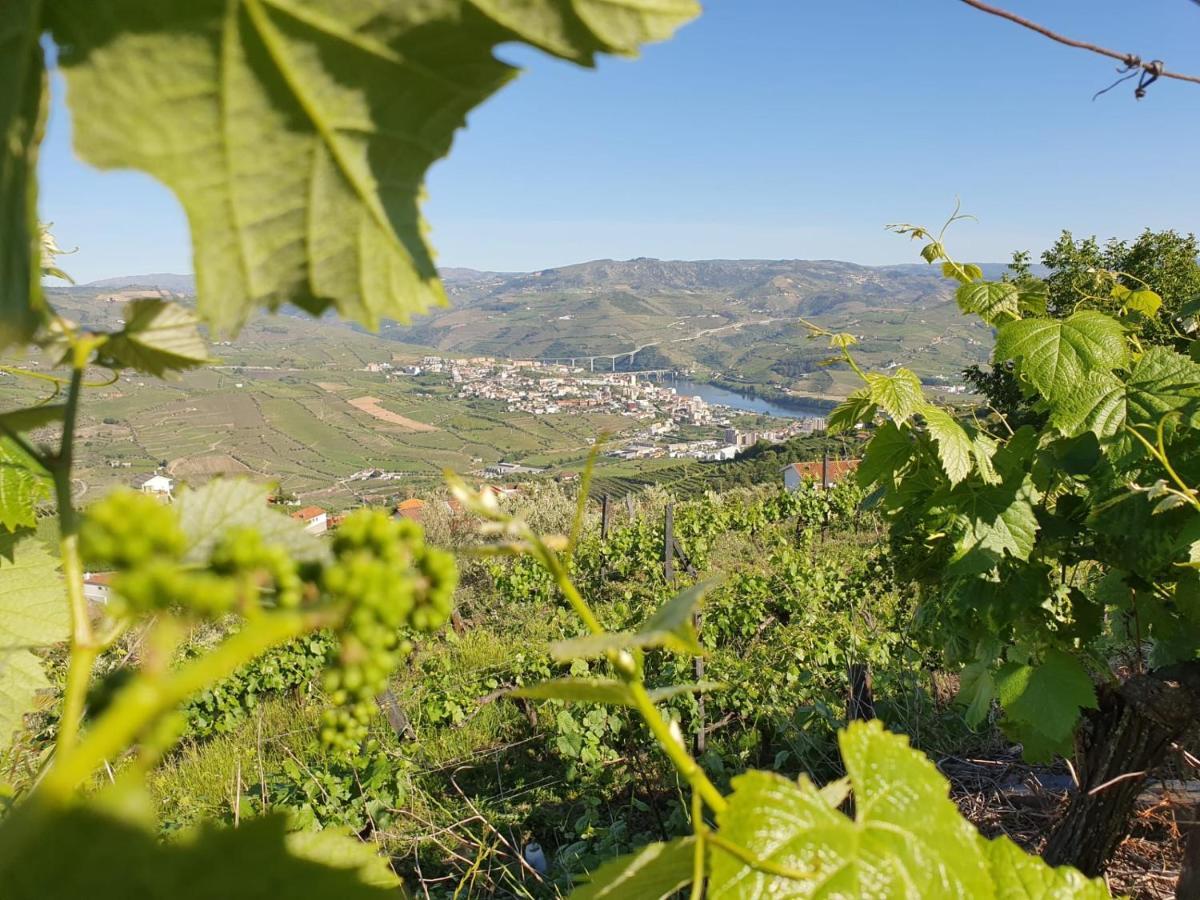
[78, 491, 459, 756]
[318, 510, 456, 752]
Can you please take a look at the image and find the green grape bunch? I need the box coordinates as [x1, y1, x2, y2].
[78, 493, 457, 755]
[319, 511, 456, 752]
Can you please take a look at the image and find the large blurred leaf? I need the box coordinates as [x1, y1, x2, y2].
[102, 300, 209, 376]
[46, 0, 698, 335]
[994, 312, 1127, 404]
[0, 1, 46, 348]
[708, 721, 1107, 898]
[571, 837, 695, 899]
[175, 478, 326, 564]
[0, 438, 50, 533]
[0, 808, 397, 898]
[0, 537, 67, 749]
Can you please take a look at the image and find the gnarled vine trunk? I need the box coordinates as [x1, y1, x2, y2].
[1042, 662, 1200, 876]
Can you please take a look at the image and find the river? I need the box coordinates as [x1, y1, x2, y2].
[663, 378, 826, 421]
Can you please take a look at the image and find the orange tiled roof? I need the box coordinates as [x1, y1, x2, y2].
[292, 506, 327, 520]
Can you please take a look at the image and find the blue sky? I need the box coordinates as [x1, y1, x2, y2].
[38, 0, 1200, 282]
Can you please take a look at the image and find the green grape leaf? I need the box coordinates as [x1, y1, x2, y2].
[175, 478, 327, 565]
[942, 261, 983, 284]
[0, 536, 67, 748]
[996, 650, 1097, 747]
[1124, 289, 1162, 318]
[0, 404, 66, 433]
[1016, 281, 1049, 317]
[283, 828, 401, 889]
[0, 1, 46, 349]
[511, 678, 634, 706]
[947, 474, 1040, 575]
[826, 389, 875, 435]
[956, 281, 1019, 325]
[993, 312, 1127, 404]
[923, 405, 973, 485]
[865, 368, 925, 424]
[0, 437, 50, 532]
[984, 833, 1109, 899]
[102, 300, 209, 376]
[46, 0, 698, 335]
[709, 720, 990, 897]
[958, 658, 996, 728]
[551, 581, 713, 659]
[856, 420, 913, 487]
[571, 836, 695, 899]
[1049, 347, 1200, 440]
[0, 808, 397, 898]
[708, 722, 1106, 898]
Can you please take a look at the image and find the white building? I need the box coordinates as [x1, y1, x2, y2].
[291, 506, 329, 535]
[137, 473, 174, 501]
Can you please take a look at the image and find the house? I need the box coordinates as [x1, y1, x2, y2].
[291, 506, 329, 535]
[394, 498, 426, 522]
[83, 572, 113, 605]
[782, 459, 861, 491]
[134, 472, 174, 500]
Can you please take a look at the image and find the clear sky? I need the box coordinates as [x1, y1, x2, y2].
[38, 0, 1200, 283]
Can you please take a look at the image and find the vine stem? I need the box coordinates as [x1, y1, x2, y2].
[53, 364, 94, 754]
[534, 533, 727, 814]
[39, 609, 329, 803]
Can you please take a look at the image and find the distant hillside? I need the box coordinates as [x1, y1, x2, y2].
[84, 273, 196, 294]
[390, 256, 1003, 399]
[57, 256, 1010, 400]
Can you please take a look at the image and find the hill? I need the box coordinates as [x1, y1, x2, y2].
[55, 255, 1007, 400]
[401, 256, 1000, 399]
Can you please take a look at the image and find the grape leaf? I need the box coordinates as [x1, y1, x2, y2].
[175, 478, 326, 564]
[0, 437, 50, 533]
[994, 312, 1127, 404]
[571, 837, 695, 899]
[865, 369, 925, 424]
[552, 581, 712, 659]
[511, 678, 634, 706]
[45, 0, 699, 335]
[708, 722, 1106, 898]
[709, 720, 990, 897]
[102, 300, 209, 376]
[826, 389, 875, 435]
[996, 650, 1097, 753]
[0, 536, 67, 749]
[0, 808, 397, 898]
[0, 0, 46, 349]
[984, 833, 1109, 899]
[1049, 347, 1200, 440]
[856, 420, 913, 487]
[923, 405, 973, 485]
[0, 404, 66, 433]
[956, 281, 1019, 325]
[946, 474, 1040, 575]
